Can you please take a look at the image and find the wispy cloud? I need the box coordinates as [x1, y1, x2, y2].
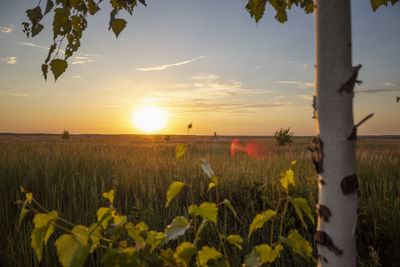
[137, 56, 205, 71]
[162, 102, 284, 113]
[19, 42, 50, 50]
[2, 57, 17, 64]
[274, 81, 314, 89]
[253, 65, 263, 70]
[141, 97, 170, 103]
[70, 54, 99, 64]
[103, 104, 122, 108]
[0, 24, 14, 33]
[18, 41, 68, 54]
[356, 89, 400, 94]
[384, 82, 400, 87]
[0, 90, 29, 97]
[189, 74, 262, 96]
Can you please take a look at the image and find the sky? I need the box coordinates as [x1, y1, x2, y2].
[0, 0, 399, 135]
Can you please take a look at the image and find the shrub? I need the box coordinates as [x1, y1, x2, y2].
[61, 130, 70, 140]
[274, 127, 294, 146]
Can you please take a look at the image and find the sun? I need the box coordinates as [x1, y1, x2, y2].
[131, 104, 168, 133]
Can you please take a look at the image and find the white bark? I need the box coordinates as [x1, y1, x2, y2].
[315, 0, 358, 266]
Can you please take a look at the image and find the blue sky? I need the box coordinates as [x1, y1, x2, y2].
[0, 0, 399, 135]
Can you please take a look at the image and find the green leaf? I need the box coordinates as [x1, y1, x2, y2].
[176, 144, 188, 159]
[175, 242, 196, 265]
[371, 0, 388, 12]
[102, 247, 141, 267]
[200, 158, 215, 178]
[160, 248, 177, 265]
[289, 197, 315, 229]
[138, 0, 147, 6]
[198, 246, 222, 267]
[194, 219, 209, 245]
[50, 59, 68, 81]
[26, 6, 43, 24]
[246, 0, 267, 23]
[87, 0, 101, 15]
[166, 181, 185, 208]
[226, 234, 244, 250]
[26, 192, 33, 204]
[45, 0, 54, 15]
[55, 234, 89, 267]
[102, 189, 114, 204]
[53, 8, 71, 37]
[45, 42, 57, 64]
[41, 64, 48, 80]
[280, 169, 295, 190]
[31, 210, 58, 262]
[31, 23, 44, 37]
[189, 202, 218, 224]
[71, 224, 102, 253]
[96, 207, 112, 230]
[254, 244, 282, 263]
[222, 199, 240, 222]
[280, 230, 313, 259]
[71, 14, 87, 37]
[248, 209, 276, 240]
[274, 9, 288, 23]
[145, 230, 166, 253]
[18, 199, 29, 229]
[126, 222, 146, 245]
[113, 215, 127, 226]
[244, 250, 260, 267]
[208, 182, 216, 191]
[165, 216, 190, 242]
[111, 18, 127, 38]
[210, 175, 218, 186]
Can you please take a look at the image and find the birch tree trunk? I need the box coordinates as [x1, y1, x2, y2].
[315, 0, 359, 266]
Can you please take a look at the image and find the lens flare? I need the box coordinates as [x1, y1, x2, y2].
[230, 138, 268, 159]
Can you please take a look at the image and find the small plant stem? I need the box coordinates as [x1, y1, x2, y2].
[32, 197, 77, 228]
[279, 197, 289, 237]
[270, 197, 282, 245]
[26, 204, 110, 243]
[216, 228, 231, 267]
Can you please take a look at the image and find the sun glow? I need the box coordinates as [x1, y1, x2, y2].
[132, 105, 168, 133]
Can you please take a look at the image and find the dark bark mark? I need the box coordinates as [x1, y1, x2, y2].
[319, 178, 326, 185]
[347, 113, 374, 140]
[337, 64, 362, 96]
[315, 231, 343, 256]
[341, 174, 359, 195]
[312, 95, 317, 119]
[318, 254, 329, 263]
[317, 204, 331, 222]
[309, 136, 323, 174]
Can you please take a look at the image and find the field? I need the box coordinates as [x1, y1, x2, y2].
[0, 134, 399, 266]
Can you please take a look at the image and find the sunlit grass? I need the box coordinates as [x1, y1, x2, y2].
[0, 135, 399, 266]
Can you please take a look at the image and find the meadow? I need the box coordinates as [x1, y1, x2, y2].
[0, 134, 399, 266]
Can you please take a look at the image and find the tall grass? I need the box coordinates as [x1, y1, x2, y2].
[0, 135, 399, 266]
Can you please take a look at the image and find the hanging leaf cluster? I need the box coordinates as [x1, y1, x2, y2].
[23, 0, 147, 81]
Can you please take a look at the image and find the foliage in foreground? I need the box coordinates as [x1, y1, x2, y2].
[18, 147, 315, 267]
[273, 128, 294, 147]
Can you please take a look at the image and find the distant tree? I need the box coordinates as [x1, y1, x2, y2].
[61, 129, 70, 140]
[274, 127, 294, 146]
[22, 0, 398, 266]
